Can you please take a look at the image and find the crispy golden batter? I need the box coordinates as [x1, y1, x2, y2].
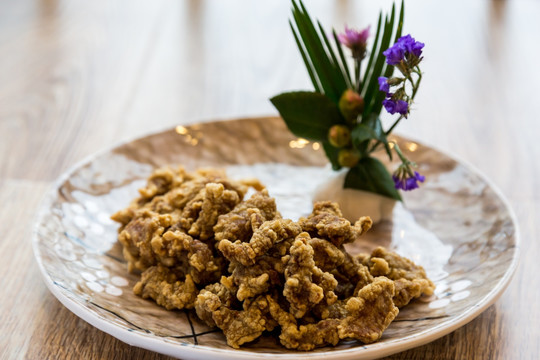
[266, 277, 398, 350]
[308, 238, 346, 272]
[218, 219, 301, 266]
[337, 277, 399, 343]
[283, 233, 337, 319]
[359, 246, 435, 307]
[151, 229, 224, 284]
[299, 201, 373, 247]
[195, 280, 238, 327]
[214, 189, 280, 243]
[116, 209, 174, 272]
[178, 182, 242, 240]
[113, 167, 435, 351]
[195, 291, 273, 348]
[133, 264, 198, 310]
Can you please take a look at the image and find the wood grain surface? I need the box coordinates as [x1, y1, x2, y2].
[0, 0, 538, 359]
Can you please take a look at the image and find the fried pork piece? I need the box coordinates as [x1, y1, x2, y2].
[267, 277, 398, 350]
[117, 209, 174, 272]
[178, 182, 242, 241]
[214, 189, 280, 243]
[306, 236, 373, 300]
[195, 280, 238, 327]
[329, 251, 374, 300]
[151, 230, 223, 284]
[114, 167, 435, 351]
[358, 246, 435, 307]
[299, 201, 373, 247]
[218, 219, 301, 266]
[337, 277, 399, 343]
[112, 167, 258, 272]
[133, 264, 198, 310]
[195, 290, 274, 348]
[228, 255, 281, 301]
[267, 295, 340, 350]
[112, 167, 250, 228]
[224, 235, 296, 302]
[138, 166, 187, 200]
[308, 238, 346, 272]
[157, 169, 249, 212]
[283, 232, 338, 319]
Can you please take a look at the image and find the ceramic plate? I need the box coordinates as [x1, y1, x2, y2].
[32, 117, 519, 359]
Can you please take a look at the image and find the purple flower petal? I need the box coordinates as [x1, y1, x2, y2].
[395, 100, 409, 116]
[383, 99, 397, 114]
[378, 77, 390, 94]
[392, 175, 404, 190]
[382, 45, 404, 65]
[338, 25, 370, 48]
[393, 170, 425, 191]
[405, 177, 419, 190]
[384, 34, 424, 65]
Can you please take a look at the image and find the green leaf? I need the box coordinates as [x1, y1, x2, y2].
[290, 20, 322, 93]
[361, 13, 383, 93]
[351, 124, 378, 148]
[332, 29, 353, 88]
[291, 0, 348, 102]
[270, 91, 344, 141]
[318, 21, 352, 90]
[344, 157, 402, 200]
[362, 4, 396, 118]
[322, 141, 342, 170]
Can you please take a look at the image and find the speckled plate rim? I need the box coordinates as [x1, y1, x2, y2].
[32, 117, 520, 360]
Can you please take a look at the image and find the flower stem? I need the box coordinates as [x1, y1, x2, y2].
[355, 60, 362, 92]
[411, 66, 422, 99]
[384, 115, 405, 136]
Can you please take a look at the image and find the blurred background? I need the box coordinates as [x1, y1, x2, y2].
[1, 0, 538, 359]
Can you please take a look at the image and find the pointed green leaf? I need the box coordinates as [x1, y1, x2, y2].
[291, 0, 347, 102]
[344, 157, 401, 200]
[318, 21, 352, 89]
[361, 13, 383, 93]
[363, 5, 396, 117]
[270, 91, 344, 142]
[290, 20, 322, 93]
[332, 29, 353, 88]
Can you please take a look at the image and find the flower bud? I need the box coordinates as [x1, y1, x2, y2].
[338, 89, 364, 122]
[328, 125, 351, 148]
[387, 77, 404, 86]
[338, 148, 360, 168]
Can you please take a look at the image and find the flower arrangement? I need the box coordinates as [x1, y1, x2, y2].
[271, 0, 425, 201]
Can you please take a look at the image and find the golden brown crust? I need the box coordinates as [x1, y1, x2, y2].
[218, 219, 301, 266]
[113, 167, 434, 350]
[133, 265, 198, 310]
[359, 246, 436, 307]
[299, 201, 373, 247]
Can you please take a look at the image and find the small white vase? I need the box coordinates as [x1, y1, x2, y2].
[312, 169, 397, 224]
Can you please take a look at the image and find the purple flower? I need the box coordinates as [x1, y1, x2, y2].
[382, 45, 405, 65]
[382, 99, 408, 116]
[338, 25, 370, 47]
[383, 34, 424, 65]
[398, 34, 424, 58]
[338, 25, 370, 59]
[393, 171, 425, 191]
[378, 76, 390, 95]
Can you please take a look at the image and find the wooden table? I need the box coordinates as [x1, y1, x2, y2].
[1, 0, 538, 358]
